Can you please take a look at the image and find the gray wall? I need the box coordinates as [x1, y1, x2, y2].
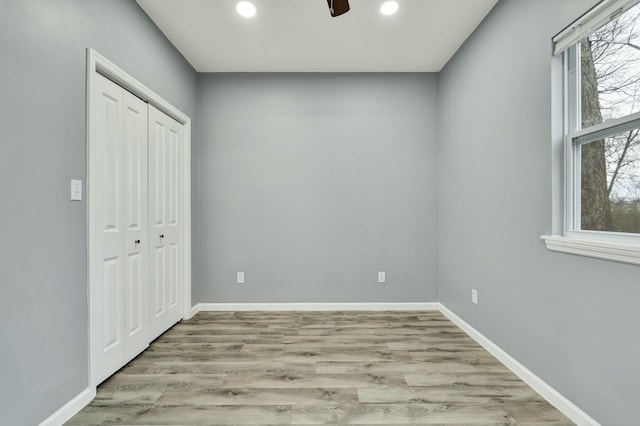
[438, 0, 639, 424]
[0, 1, 197, 424]
[196, 73, 438, 303]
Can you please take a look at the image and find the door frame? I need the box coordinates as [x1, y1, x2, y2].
[86, 48, 193, 389]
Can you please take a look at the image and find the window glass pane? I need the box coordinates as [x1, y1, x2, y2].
[581, 127, 640, 233]
[581, 2, 640, 128]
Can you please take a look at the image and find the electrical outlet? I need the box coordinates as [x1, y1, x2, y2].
[472, 289, 478, 305]
[237, 272, 245, 284]
[378, 271, 386, 283]
[70, 179, 82, 201]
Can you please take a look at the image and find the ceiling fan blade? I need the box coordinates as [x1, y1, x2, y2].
[327, 0, 350, 17]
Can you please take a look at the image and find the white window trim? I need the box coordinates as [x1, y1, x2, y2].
[543, 30, 640, 266]
[541, 235, 640, 266]
[552, 0, 639, 55]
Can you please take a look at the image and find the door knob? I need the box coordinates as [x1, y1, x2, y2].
[159, 234, 165, 239]
[134, 239, 141, 244]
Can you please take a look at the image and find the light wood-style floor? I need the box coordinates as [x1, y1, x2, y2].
[67, 311, 573, 425]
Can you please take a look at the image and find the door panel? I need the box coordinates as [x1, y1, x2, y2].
[122, 91, 149, 362]
[169, 243, 179, 307]
[94, 74, 125, 384]
[149, 112, 166, 329]
[148, 105, 183, 340]
[102, 257, 122, 351]
[151, 118, 166, 228]
[169, 127, 179, 226]
[101, 91, 121, 233]
[94, 74, 150, 383]
[126, 253, 142, 335]
[153, 246, 166, 316]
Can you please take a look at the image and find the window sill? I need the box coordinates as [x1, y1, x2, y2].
[541, 235, 640, 266]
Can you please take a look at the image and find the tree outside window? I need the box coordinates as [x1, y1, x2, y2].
[579, 2, 640, 233]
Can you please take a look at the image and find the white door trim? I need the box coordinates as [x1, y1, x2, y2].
[86, 48, 193, 390]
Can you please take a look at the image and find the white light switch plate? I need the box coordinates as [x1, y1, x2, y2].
[378, 271, 386, 283]
[70, 179, 82, 201]
[237, 272, 245, 284]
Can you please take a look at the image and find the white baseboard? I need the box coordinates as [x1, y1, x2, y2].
[39, 386, 95, 426]
[438, 304, 600, 426]
[194, 302, 440, 312]
[184, 303, 199, 320]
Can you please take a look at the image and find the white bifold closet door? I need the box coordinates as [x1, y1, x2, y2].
[94, 73, 149, 384]
[148, 105, 184, 341]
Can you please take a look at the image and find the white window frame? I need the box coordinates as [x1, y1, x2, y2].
[542, 0, 640, 266]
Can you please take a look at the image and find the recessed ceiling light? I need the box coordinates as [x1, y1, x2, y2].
[236, 1, 256, 18]
[380, 1, 399, 16]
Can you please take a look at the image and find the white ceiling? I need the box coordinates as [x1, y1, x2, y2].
[136, 0, 498, 72]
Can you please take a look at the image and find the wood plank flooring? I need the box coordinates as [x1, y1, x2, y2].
[67, 311, 573, 425]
